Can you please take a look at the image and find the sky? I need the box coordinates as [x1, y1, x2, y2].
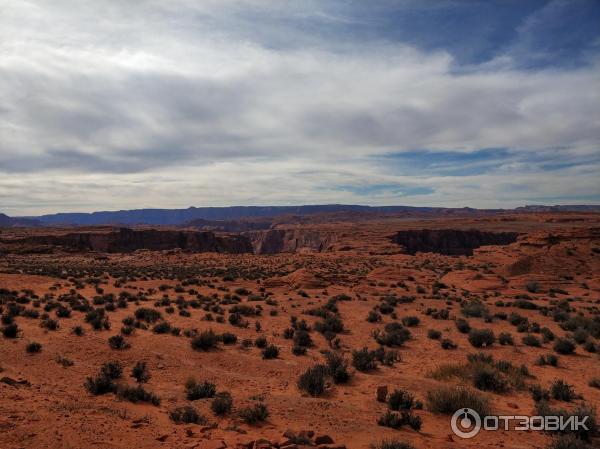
[1, 0, 599, 215]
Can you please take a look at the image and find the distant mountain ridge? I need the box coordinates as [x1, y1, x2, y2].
[20, 205, 492, 226]
[0, 213, 40, 228]
[4, 204, 600, 227]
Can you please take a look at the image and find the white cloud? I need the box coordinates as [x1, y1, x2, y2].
[0, 0, 598, 214]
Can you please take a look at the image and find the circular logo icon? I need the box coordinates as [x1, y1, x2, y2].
[451, 408, 482, 439]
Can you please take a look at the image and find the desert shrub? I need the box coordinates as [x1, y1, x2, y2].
[121, 325, 134, 335]
[531, 384, 550, 402]
[211, 391, 233, 415]
[522, 334, 542, 347]
[536, 354, 559, 367]
[2, 323, 19, 338]
[554, 338, 575, 355]
[170, 406, 206, 424]
[427, 329, 442, 340]
[238, 403, 269, 424]
[372, 346, 401, 366]
[41, 318, 59, 330]
[377, 410, 422, 431]
[583, 341, 597, 353]
[116, 384, 160, 405]
[388, 389, 414, 411]
[426, 385, 491, 416]
[352, 347, 377, 372]
[292, 345, 307, 356]
[56, 355, 74, 367]
[134, 307, 162, 323]
[191, 329, 219, 351]
[186, 378, 216, 400]
[108, 334, 130, 350]
[461, 300, 488, 318]
[541, 327, 555, 342]
[370, 439, 415, 449]
[314, 314, 344, 335]
[85, 308, 110, 331]
[72, 325, 84, 336]
[221, 332, 237, 345]
[228, 312, 243, 326]
[84, 374, 116, 395]
[56, 307, 71, 318]
[374, 322, 411, 347]
[546, 435, 593, 449]
[152, 321, 171, 334]
[401, 316, 420, 327]
[101, 361, 123, 379]
[262, 344, 279, 359]
[455, 319, 471, 334]
[536, 401, 597, 441]
[589, 378, 600, 389]
[293, 329, 312, 347]
[550, 379, 578, 402]
[367, 311, 382, 323]
[468, 329, 495, 348]
[298, 364, 328, 396]
[429, 354, 527, 393]
[26, 342, 42, 353]
[467, 352, 493, 364]
[525, 281, 540, 293]
[324, 351, 350, 384]
[572, 328, 589, 344]
[498, 332, 514, 345]
[441, 338, 457, 349]
[254, 335, 267, 348]
[472, 364, 509, 393]
[131, 361, 150, 383]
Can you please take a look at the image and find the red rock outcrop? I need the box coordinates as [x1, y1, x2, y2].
[0, 228, 253, 254]
[390, 229, 520, 255]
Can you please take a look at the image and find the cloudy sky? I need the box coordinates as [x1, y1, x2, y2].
[1, 0, 599, 215]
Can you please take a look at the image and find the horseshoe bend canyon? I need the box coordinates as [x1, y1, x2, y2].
[1, 208, 599, 449]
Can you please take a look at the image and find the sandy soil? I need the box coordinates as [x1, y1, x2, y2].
[1, 214, 599, 449]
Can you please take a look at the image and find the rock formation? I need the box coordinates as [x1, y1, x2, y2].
[0, 228, 253, 254]
[390, 229, 520, 255]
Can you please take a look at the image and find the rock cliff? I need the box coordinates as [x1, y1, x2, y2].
[390, 229, 520, 255]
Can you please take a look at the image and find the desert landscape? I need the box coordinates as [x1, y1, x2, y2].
[1, 210, 599, 449]
[2, 1, 599, 448]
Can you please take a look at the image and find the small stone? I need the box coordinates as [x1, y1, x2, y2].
[299, 430, 314, 439]
[198, 440, 227, 449]
[507, 402, 519, 409]
[254, 439, 271, 449]
[156, 434, 169, 442]
[314, 436, 334, 445]
[0, 377, 30, 387]
[280, 443, 298, 449]
[376, 385, 388, 402]
[283, 429, 296, 439]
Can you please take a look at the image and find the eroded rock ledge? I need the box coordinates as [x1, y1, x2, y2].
[0, 228, 254, 254]
[390, 229, 520, 255]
